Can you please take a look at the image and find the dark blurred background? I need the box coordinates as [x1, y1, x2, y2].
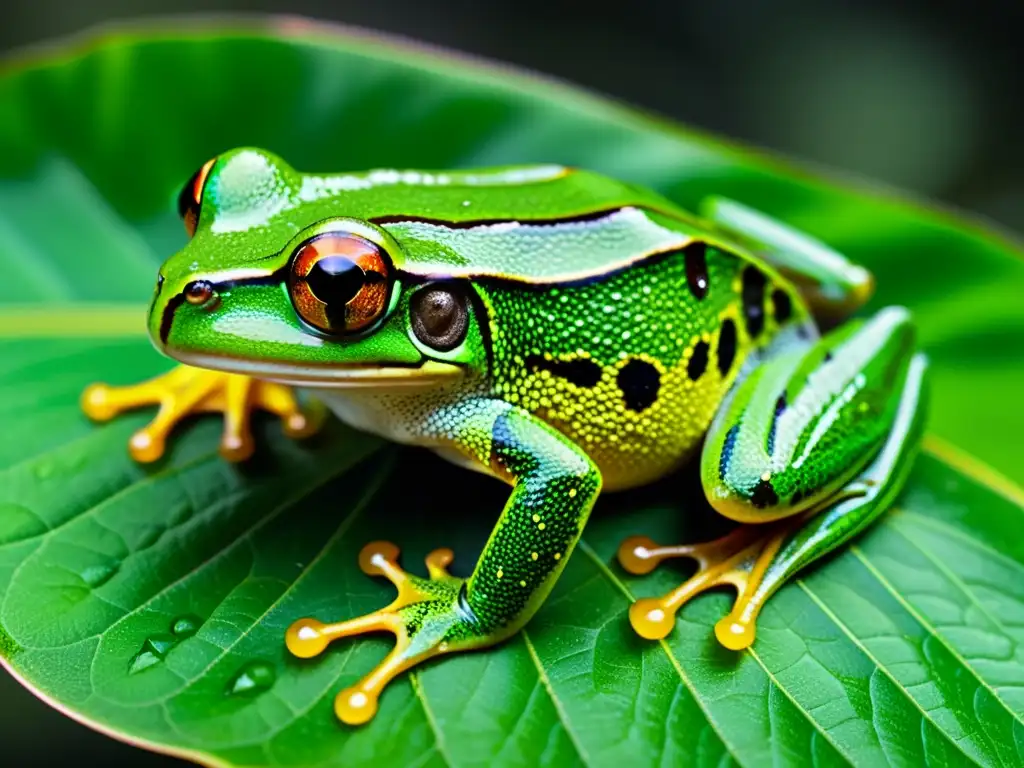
[5, 0, 1024, 234]
[1, 0, 1020, 764]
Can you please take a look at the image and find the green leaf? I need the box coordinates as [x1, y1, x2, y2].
[1, 16, 1022, 767]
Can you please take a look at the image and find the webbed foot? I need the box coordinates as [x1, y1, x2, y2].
[286, 541, 486, 726]
[617, 519, 802, 650]
[81, 365, 323, 463]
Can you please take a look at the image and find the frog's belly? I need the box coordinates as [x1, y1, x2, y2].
[562, 425, 702, 493]
[311, 368, 719, 494]
[518, 358, 726, 492]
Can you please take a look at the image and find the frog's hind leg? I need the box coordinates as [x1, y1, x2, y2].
[700, 196, 874, 323]
[619, 308, 928, 650]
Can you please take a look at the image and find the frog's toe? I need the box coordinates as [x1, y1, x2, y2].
[286, 541, 478, 726]
[81, 365, 324, 463]
[247, 378, 326, 439]
[81, 383, 128, 421]
[616, 535, 667, 575]
[618, 522, 797, 650]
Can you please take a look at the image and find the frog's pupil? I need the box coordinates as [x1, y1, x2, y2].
[306, 255, 366, 308]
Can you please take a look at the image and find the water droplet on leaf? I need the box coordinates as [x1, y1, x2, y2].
[171, 615, 200, 638]
[79, 559, 120, 588]
[128, 633, 176, 675]
[0, 503, 47, 545]
[228, 661, 276, 696]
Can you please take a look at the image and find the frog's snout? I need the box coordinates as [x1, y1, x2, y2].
[147, 274, 223, 354]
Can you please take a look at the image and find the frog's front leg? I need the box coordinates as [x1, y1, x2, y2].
[81, 366, 323, 462]
[619, 307, 928, 649]
[285, 401, 601, 725]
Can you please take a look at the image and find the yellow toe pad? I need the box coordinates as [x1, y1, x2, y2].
[618, 522, 795, 650]
[82, 365, 323, 463]
[286, 541, 463, 726]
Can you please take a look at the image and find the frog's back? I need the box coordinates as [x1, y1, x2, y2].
[297, 155, 812, 487]
[294, 160, 710, 282]
[316, 161, 814, 489]
[476, 243, 807, 489]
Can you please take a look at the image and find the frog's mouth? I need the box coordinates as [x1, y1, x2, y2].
[169, 350, 464, 390]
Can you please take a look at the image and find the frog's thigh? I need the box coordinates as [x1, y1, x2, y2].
[700, 196, 873, 320]
[620, 307, 928, 648]
[702, 306, 920, 522]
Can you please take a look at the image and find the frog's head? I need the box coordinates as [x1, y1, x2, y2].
[148, 148, 487, 389]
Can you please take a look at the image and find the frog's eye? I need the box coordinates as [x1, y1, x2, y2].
[177, 157, 216, 238]
[410, 283, 469, 351]
[288, 233, 392, 335]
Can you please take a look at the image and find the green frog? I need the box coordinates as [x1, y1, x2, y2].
[81, 148, 928, 726]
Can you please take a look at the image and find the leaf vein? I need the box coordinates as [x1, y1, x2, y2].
[520, 628, 590, 765]
[575, 539, 743, 763]
[797, 577, 987, 765]
[850, 544, 1024, 744]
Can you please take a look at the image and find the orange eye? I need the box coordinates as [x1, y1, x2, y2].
[177, 157, 216, 238]
[288, 233, 393, 334]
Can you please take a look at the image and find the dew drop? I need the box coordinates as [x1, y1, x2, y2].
[171, 615, 201, 639]
[79, 559, 120, 589]
[0, 503, 47, 545]
[33, 462, 55, 480]
[128, 633, 177, 675]
[228, 661, 276, 696]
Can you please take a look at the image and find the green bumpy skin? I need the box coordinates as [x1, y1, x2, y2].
[82, 147, 927, 725]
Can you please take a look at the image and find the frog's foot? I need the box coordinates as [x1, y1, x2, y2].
[81, 365, 323, 463]
[617, 518, 804, 650]
[286, 541, 485, 726]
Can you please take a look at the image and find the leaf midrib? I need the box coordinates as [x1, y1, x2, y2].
[520, 628, 589, 766]
[887, 516, 1023, 651]
[0, 304, 148, 338]
[410, 673, 454, 768]
[896, 509, 1024, 574]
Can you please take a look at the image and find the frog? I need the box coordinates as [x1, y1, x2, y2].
[81, 147, 928, 726]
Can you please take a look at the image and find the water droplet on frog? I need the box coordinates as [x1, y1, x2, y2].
[171, 615, 201, 639]
[79, 559, 120, 588]
[128, 633, 177, 675]
[227, 661, 276, 696]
